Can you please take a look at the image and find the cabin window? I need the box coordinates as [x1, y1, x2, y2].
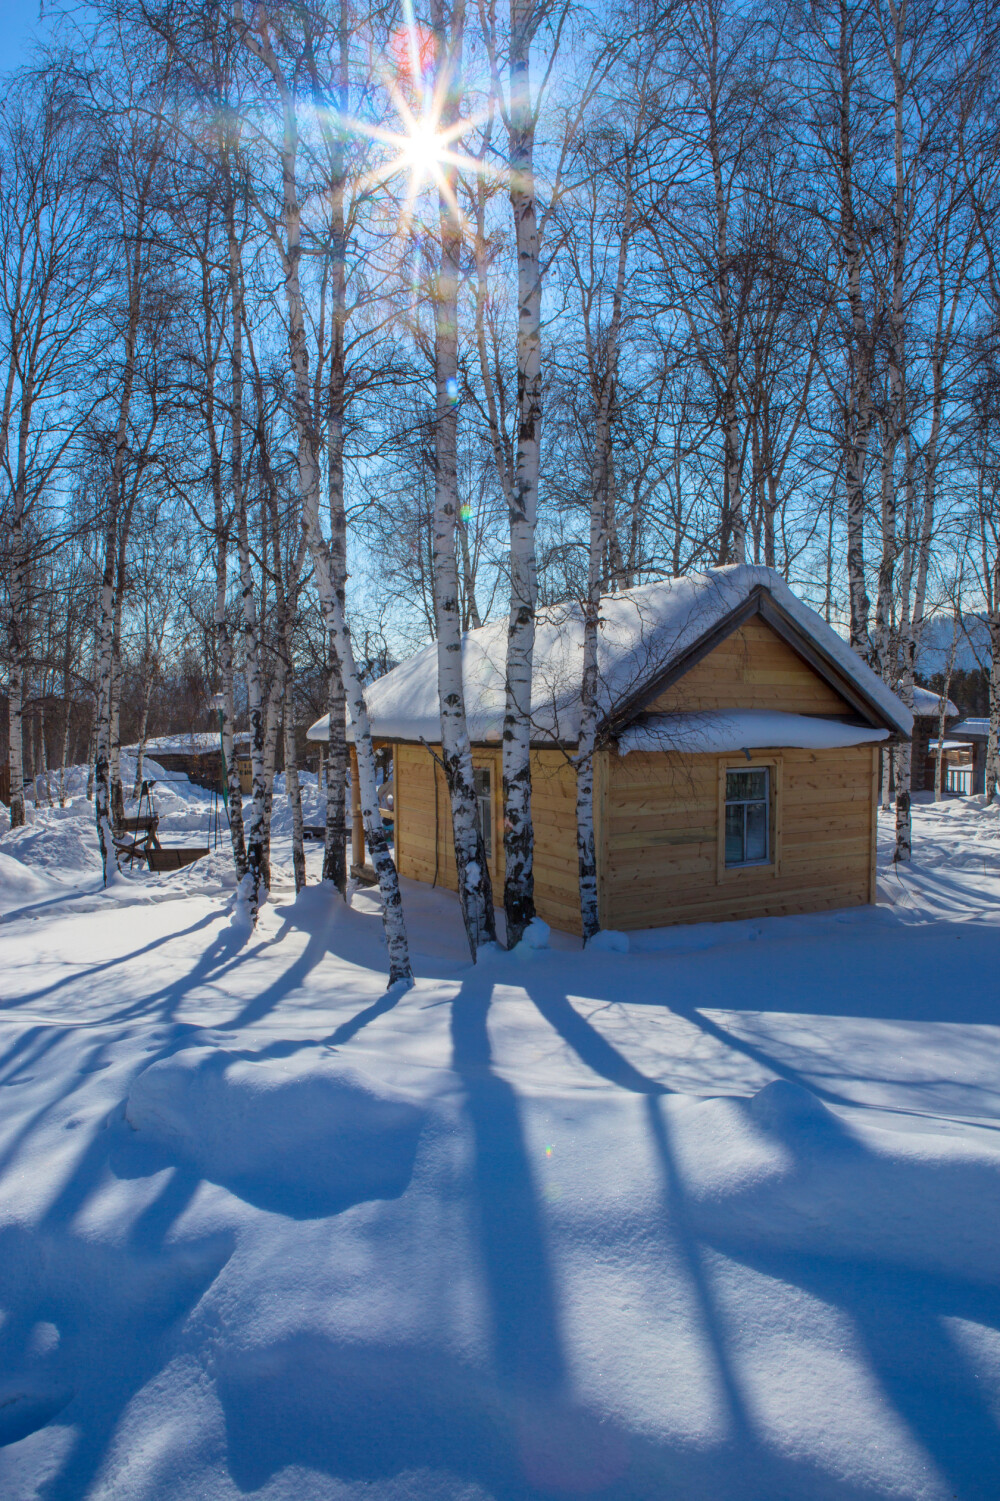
[473, 767, 492, 860]
[724, 767, 770, 867]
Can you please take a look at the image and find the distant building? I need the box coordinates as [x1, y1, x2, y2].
[939, 719, 992, 796]
[139, 732, 252, 794]
[909, 685, 960, 793]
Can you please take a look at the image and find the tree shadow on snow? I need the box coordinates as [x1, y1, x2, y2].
[0, 1134, 233, 1501]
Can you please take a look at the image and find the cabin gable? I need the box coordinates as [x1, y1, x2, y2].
[643, 615, 856, 719]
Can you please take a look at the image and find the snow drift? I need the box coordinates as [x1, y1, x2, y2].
[672, 1080, 1000, 1285]
[126, 1049, 428, 1217]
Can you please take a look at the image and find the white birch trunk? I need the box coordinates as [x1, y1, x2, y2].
[839, 4, 874, 658]
[262, 669, 285, 888]
[501, 1, 543, 946]
[987, 609, 1000, 806]
[320, 21, 349, 897]
[935, 612, 961, 803]
[93, 558, 119, 884]
[225, 163, 267, 924]
[236, 492, 268, 922]
[58, 693, 72, 808]
[576, 168, 633, 942]
[6, 501, 28, 828]
[236, 8, 411, 983]
[38, 702, 52, 808]
[212, 188, 249, 877]
[429, 0, 496, 958]
[8, 660, 25, 828]
[283, 669, 307, 894]
[132, 659, 155, 797]
[109, 635, 124, 825]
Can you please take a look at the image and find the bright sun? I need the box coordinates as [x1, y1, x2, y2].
[399, 117, 446, 186]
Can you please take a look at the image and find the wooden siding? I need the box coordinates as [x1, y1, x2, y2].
[601, 744, 874, 930]
[648, 617, 853, 716]
[392, 614, 877, 935]
[394, 742, 583, 934]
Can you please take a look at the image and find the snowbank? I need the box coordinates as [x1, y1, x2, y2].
[0, 850, 55, 912]
[617, 709, 889, 756]
[125, 1049, 428, 1216]
[586, 928, 630, 953]
[137, 732, 251, 755]
[0, 807, 103, 881]
[672, 1080, 1000, 1285]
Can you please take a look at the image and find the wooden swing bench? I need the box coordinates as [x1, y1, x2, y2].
[115, 815, 208, 873]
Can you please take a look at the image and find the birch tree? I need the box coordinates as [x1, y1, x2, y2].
[0, 73, 102, 829]
[479, 0, 571, 945]
[233, 2, 413, 981]
[425, 0, 497, 957]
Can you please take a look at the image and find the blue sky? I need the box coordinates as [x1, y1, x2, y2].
[1, 0, 59, 72]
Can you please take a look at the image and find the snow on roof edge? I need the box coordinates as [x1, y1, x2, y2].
[618, 710, 890, 756]
[307, 567, 914, 744]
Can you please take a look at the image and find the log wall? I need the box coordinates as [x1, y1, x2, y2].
[393, 741, 585, 933]
[601, 744, 877, 930]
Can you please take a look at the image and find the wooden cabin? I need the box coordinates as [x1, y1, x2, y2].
[141, 732, 252, 793]
[308, 566, 912, 936]
[910, 685, 960, 793]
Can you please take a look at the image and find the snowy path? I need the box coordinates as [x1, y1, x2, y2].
[0, 786, 999, 1498]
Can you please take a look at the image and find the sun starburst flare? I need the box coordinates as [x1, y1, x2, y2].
[306, 15, 500, 240]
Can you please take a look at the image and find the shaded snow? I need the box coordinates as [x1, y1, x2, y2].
[126, 1051, 429, 1217]
[0, 789, 998, 1498]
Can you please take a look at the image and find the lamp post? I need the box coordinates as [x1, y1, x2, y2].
[209, 693, 229, 811]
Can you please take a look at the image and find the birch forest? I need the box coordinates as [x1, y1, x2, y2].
[2, 0, 1000, 960]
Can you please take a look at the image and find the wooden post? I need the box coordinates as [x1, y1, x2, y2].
[317, 743, 325, 792]
[350, 742, 364, 870]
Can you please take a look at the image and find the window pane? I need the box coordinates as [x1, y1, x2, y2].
[724, 804, 744, 865]
[726, 768, 767, 802]
[473, 768, 492, 859]
[745, 800, 768, 862]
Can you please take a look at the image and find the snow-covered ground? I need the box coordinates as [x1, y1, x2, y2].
[1, 775, 999, 1499]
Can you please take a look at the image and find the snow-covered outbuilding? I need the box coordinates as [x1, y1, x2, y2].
[907, 685, 960, 795]
[137, 732, 252, 793]
[308, 565, 911, 935]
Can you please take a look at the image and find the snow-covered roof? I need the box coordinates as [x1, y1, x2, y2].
[307, 566, 913, 746]
[137, 732, 251, 755]
[618, 710, 889, 757]
[949, 718, 991, 740]
[910, 685, 959, 718]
